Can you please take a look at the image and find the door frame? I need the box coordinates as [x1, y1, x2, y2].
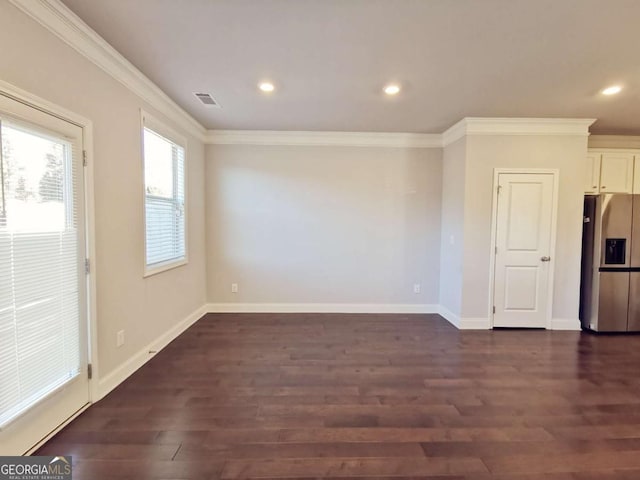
[488, 168, 560, 329]
[0, 80, 99, 451]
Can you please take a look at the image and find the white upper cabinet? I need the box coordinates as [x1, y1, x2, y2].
[587, 150, 635, 194]
[599, 152, 634, 193]
[584, 153, 601, 194]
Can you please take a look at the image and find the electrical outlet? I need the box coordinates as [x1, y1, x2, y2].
[413, 284, 421, 294]
[231, 283, 238, 293]
[116, 330, 125, 347]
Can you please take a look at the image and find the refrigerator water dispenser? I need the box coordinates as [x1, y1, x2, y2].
[605, 238, 627, 265]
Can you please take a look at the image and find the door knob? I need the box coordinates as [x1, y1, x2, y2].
[541, 256, 551, 262]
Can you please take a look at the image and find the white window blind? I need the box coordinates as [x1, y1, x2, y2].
[143, 119, 186, 272]
[0, 120, 81, 427]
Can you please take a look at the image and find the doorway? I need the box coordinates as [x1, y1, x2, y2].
[491, 170, 558, 328]
[0, 91, 91, 455]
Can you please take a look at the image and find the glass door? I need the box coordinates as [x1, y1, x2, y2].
[0, 93, 89, 455]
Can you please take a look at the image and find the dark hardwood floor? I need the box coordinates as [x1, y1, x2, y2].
[37, 313, 640, 479]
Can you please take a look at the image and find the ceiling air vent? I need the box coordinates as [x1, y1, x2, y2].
[194, 92, 221, 108]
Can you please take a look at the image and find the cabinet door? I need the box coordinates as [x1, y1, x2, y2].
[585, 153, 601, 193]
[600, 153, 634, 193]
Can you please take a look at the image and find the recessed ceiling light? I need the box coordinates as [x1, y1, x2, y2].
[384, 84, 401, 95]
[602, 85, 622, 95]
[259, 82, 275, 92]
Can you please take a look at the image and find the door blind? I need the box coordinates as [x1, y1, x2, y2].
[0, 119, 82, 427]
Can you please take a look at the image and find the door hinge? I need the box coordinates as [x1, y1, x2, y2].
[493, 306, 496, 314]
[495, 246, 498, 254]
[497, 185, 502, 194]
[85, 258, 90, 275]
[87, 363, 93, 380]
[82, 150, 87, 167]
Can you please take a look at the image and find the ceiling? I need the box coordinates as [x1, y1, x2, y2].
[60, 0, 640, 134]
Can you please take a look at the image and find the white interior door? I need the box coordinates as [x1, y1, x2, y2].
[493, 172, 556, 328]
[0, 94, 90, 455]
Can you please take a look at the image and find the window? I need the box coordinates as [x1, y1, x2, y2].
[142, 114, 186, 275]
[0, 109, 86, 431]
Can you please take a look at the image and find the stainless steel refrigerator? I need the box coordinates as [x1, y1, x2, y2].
[580, 194, 640, 332]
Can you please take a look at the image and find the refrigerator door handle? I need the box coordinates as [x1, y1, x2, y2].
[541, 256, 551, 262]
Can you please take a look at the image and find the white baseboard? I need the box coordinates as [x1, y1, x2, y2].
[437, 305, 461, 328]
[97, 304, 208, 400]
[551, 318, 582, 330]
[207, 303, 439, 314]
[437, 306, 491, 330]
[459, 316, 492, 330]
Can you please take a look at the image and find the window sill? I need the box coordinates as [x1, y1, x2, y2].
[144, 258, 187, 278]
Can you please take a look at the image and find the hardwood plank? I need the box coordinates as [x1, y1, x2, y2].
[36, 443, 180, 462]
[72, 459, 225, 480]
[421, 438, 640, 458]
[483, 450, 640, 474]
[35, 313, 640, 479]
[175, 442, 425, 461]
[277, 427, 553, 443]
[220, 457, 488, 478]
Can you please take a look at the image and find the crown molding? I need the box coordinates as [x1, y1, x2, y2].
[205, 130, 443, 148]
[442, 117, 596, 146]
[8, 0, 207, 142]
[441, 120, 468, 147]
[588, 135, 640, 149]
[207, 119, 597, 148]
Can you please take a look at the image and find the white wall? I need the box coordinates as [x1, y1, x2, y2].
[461, 134, 588, 324]
[206, 144, 442, 308]
[438, 137, 466, 319]
[0, 3, 207, 383]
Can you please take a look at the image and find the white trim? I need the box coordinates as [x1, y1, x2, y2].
[465, 118, 596, 135]
[543, 170, 560, 332]
[488, 168, 560, 330]
[459, 317, 492, 330]
[205, 130, 443, 148]
[437, 305, 461, 328]
[80, 110, 99, 404]
[588, 147, 640, 155]
[143, 259, 188, 278]
[0, 79, 90, 128]
[142, 109, 188, 149]
[488, 172, 501, 328]
[7, 0, 206, 142]
[589, 135, 640, 150]
[97, 304, 207, 400]
[551, 318, 582, 331]
[207, 303, 439, 314]
[443, 118, 596, 146]
[441, 121, 468, 148]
